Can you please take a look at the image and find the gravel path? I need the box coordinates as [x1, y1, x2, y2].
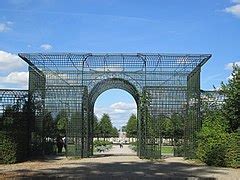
[0, 145, 239, 179]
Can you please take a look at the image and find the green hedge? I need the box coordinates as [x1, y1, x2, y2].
[197, 131, 240, 168]
[93, 140, 112, 147]
[0, 131, 17, 164]
[225, 133, 240, 168]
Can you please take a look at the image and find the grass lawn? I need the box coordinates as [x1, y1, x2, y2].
[161, 146, 174, 154]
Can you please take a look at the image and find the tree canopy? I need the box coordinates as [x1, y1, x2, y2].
[98, 113, 114, 140]
[221, 65, 240, 132]
[126, 114, 137, 138]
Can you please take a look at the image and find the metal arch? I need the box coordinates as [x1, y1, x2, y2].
[89, 78, 140, 106]
[17, 52, 211, 159]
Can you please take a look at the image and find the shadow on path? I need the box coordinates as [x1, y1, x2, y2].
[0, 145, 238, 179]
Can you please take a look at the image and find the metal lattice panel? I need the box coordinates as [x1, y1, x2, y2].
[19, 53, 211, 158]
[0, 89, 28, 117]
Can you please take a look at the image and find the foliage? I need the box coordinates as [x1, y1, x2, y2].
[0, 99, 31, 163]
[171, 113, 184, 139]
[55, 110, 68, 135]
[221, 65, 240, 132]
[98, 113, 113, 140]
[121, 125, 127, 132]
[174, 145, 184, 157]
[129, 141, 138, 152]
[42, 111, 56, 138]
[93, 140, 112, 147]
[225, 132, 240, 168]
[160, 117, 174, 138]
[196, 66, 240, 167]
[0, 131, 17, 164]
[196, 110, 233, 167]
[111, 127, 119, 137]
[93, 115, 100, 137]
[126, 114, 137, 138]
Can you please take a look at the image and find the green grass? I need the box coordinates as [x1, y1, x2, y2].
[161, 146, 174, 154]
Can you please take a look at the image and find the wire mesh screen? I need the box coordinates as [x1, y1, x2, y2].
[18, 53, 211, 159]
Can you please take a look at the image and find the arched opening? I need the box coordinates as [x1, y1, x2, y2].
[88, 78, 140, 156]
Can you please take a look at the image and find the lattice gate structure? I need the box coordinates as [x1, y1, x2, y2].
[0, 89, 28, 117]
[19, 53, 211, 159]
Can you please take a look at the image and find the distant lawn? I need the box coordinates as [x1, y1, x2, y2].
[161, 146, 173, 154]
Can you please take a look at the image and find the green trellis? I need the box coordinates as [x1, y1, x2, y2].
[16, 53, 211, 159]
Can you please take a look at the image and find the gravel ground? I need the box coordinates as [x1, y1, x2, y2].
[0, 145, 239, 179]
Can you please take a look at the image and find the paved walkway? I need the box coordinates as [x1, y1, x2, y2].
[0, 145, 239, 179]
[95, 144, 136, 156]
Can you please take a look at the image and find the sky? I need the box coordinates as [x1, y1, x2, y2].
[0, 0, 240, 128]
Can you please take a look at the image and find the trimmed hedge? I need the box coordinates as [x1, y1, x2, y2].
[93, 140, 112, 147]
[0, 131, 17, 164]
[225, 133, 240, 168]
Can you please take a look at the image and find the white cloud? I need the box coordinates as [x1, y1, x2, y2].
[0, 22, 12, 32]
[225, 61, 240, 70]
[0, 50, 24, 71]
[95, 101, 137, 128]
[40, 44, 52, 50]
[110, 102, 136, 111]
[225, 4, 240, 17]
[0, 71, 29, 89]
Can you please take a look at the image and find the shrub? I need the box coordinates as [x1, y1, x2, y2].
[196, 111, 229, 166]
[225, 132, 240, 168]
[129, 141, 138, 152]
[43, 141, 56, 155]
[0, 131, 17, 164]
[174, 145, 184, 157]
[93, 140, 112, 147]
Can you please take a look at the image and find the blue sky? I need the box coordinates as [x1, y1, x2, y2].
[0, 0, 239, 128]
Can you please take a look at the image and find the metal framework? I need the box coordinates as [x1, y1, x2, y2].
[0, 89, 28, 117]
[17, 53, 211, 158]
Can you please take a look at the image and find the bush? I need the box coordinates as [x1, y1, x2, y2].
[93, 140, 112, 153]
[174, 145, 184, 157]
[225, 132, 240, 168]
[43, 141, 56, 155]
[196, 111, 230, 166]
[93, 140, 112, 147]
[0, 131, 17, 164]
[129, 141, 138, 152]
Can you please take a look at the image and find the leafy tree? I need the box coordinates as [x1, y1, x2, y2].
[196, 110, 229, 166]
[98, 113, 113, 140]
[221, 65, 240, 132]
[42, 111, 55, 138]
[93, 115, 100, 138]
[126, 114, 137, 138]
[55, 110, 68, 135]
[161, 117, 174, 138]
[111, 127, 119, 137]
[121, 125, 127, 132]
[171, 113, 184, 140]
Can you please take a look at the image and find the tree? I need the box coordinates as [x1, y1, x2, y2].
[196, 110, 229, 166]
[98, 113, 113, 140]
[126, 114, 137, 138]
[171, 113, 184, 141]
[111, 127, 119, 137]
[121, 125, 127, 132]
[55, 110, 68, 135]
[93, 115, 100, 138]
[161, 117, 173, 139]
[221, 65, 240, 132]
[42, 111, 55, 138]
